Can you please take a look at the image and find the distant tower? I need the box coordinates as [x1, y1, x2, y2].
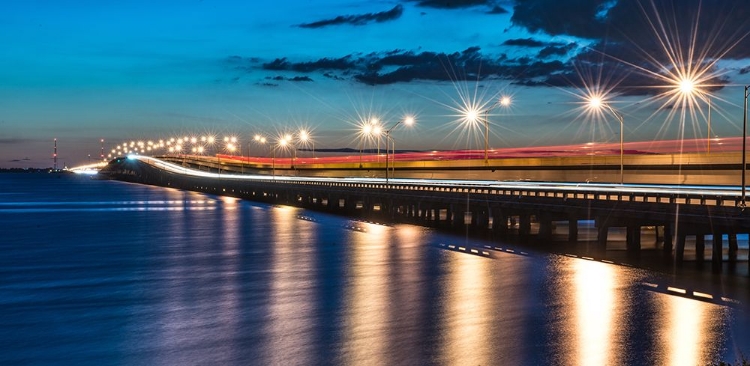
[100, 138, 104, 161]
[53, 138, 58, 171]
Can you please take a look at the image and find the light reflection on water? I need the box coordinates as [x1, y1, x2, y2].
[573, 259, 620, 366]
[440, 252, 492, 365]
[1, 174, 749, 365]
[656, 294, 725, 366]
[342, 221, 390, 365]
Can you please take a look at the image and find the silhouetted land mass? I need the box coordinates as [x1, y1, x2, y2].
[0, 168, 67, 173]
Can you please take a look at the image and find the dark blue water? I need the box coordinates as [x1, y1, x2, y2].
[1, 173, 749, 365]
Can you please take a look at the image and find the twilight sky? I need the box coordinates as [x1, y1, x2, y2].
[3, 0, 750, 168]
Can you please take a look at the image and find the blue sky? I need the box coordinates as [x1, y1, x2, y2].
[2, 0, 750, 168]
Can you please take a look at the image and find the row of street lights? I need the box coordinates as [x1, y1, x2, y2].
[109, 82, 744, 192]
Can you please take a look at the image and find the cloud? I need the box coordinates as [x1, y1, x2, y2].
[505, 0, 750, 95]
[263, 56, 356, 72]
[354, 47, 565, 85]
[266, 75, 314, 82]
[299, 5, 403, 28]
[502, 38, 547, 47]
[511, 0, 606, 39]
[409, 0, 495, 9]
[253, 46, 568, 86]
[487, 5, 509, 14]
[511, 0, 750, 59]
[537, 43, 576, 58]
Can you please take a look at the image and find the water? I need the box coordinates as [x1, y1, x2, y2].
[1, 173, 749, 365]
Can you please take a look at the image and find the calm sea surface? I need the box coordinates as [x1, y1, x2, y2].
[1, 173, 749, 365]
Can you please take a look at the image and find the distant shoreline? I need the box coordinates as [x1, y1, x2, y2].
[0, 168, 69, 173]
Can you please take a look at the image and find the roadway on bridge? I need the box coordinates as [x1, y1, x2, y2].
[126, 155, 747, 201]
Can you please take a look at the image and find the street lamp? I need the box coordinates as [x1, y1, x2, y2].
[359, 123, 373, 168]
[483, 96, 511, 165]
[589, 97, 625, 184]
[298, 130, 314, 158]
[385, 116, 415, 185]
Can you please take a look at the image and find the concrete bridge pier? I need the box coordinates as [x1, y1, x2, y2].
[729, 233, 739, 262]
[491, 209, 508, 239]
[452, 206, 465, 229]
[695, 234, 706, 263]
[712, 233, 723, 269]
[662, 223, 674, 257]
[537, 213, 553, 243]
[596, 217, 609, 251]
[519, 213, 531, 242]
[472, 207, 490, 233]
[626, 225, 642, 253]
[568, 218, 578, 242]
[674, 227, 687, 264]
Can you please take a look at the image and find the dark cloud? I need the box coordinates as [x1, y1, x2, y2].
[299, 5, 403, 28]
[258, 82, 279, 87]
[487, 5, 509, 14]
[502, 38, 547, 47]
[507, 0, 750, 95]
[537, 43, 576, 58]
[355, 47, 565, 85]
[409, 0, 494, 9]
[323, 72, 345, 81]
[512, 0, 750, 59]
[511, 0, 607, 39]
[263, 56, 356, 72]
[253, 47, 568, 86]
[266, 75, 314, 82]
[740, 66, 750, 75]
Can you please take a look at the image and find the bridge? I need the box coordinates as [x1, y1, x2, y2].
[101, 153, 750, 270]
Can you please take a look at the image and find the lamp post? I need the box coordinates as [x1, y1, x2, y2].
[272, 143, 276, 179]
[741, 85, 749, 209]
[483, 96, 511, 165]
[707, 98, 712, 154]
[385, 116, 415, 185]
[359, 123, 373, 169]
[589, 97, 624, 184]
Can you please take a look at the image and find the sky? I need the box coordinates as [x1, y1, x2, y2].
[3, 0, 750, 168]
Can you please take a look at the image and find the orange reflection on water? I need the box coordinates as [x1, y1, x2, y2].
[266, 205, 316, 365]
[438, 252, 492, 365]
[572, 259, 622, 366]
[653, 294, 723, 366]
[341, 222, 390, 365]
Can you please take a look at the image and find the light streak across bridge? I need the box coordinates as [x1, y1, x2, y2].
[128, 155, 747, 201]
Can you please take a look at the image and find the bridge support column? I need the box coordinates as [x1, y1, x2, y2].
[695, 234, 705, 263]
[491, 209, 507, 238]
[568, 218, 578, 242]
[427, 207, 437, 226]
[662, 224, 673, 256]
[452, 208, 464, 229]
[712, 233, 723, 268]
[537, 215, 553, 243]
[729, 233, 738, 263]
[519, 214, 531, 242]
[596, 225, 608, 250]
[475, 209, 489, 232]
[626, 225, 642, 253]
[675, 228, 686, 264]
